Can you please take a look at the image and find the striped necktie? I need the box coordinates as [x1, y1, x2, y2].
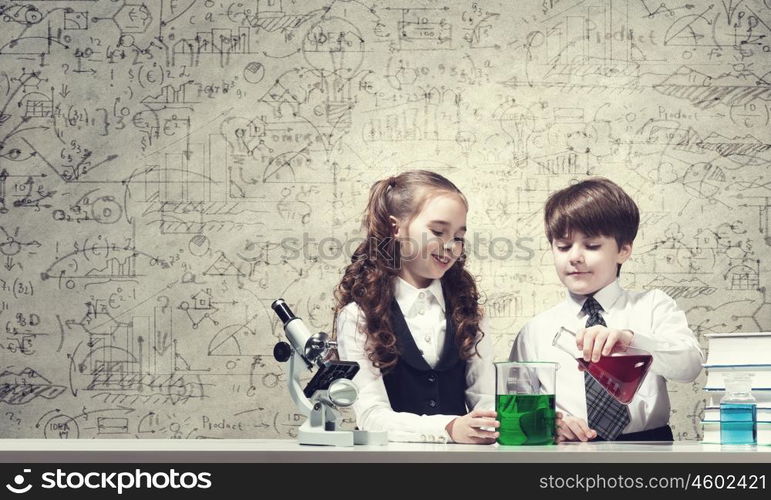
[581, 296, 630, 440]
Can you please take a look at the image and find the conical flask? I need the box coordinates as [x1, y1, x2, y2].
[552, 327, 652, 405]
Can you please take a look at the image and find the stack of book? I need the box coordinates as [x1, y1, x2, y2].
[701, 332, 771, 444]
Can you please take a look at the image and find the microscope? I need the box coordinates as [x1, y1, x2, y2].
[271, 299, 387, 446]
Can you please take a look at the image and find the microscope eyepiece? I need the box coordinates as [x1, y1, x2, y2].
[271, 298, 295, 325]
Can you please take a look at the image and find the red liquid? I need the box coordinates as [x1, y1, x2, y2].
[577, 354, 653, 404]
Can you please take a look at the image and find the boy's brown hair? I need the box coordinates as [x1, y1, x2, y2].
[544, 177, 640, 274]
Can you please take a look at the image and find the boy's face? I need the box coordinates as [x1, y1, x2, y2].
[391, 192, 467, 289]
[551, 230, 632, 296]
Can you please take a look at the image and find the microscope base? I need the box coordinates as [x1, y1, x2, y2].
[296, 423, 389, 447]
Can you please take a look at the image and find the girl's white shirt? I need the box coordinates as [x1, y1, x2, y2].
[336, 276, 495, 443]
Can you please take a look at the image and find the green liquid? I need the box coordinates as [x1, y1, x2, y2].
[496, 394, 556, 446]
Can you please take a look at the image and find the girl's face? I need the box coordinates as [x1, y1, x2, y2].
[392, 192, 467, 289]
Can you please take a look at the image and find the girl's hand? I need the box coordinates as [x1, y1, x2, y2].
[445, 409, 500, 444]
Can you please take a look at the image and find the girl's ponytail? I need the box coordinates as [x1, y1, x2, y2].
[358, 176, 399, 270]
[363, 176, 394, 235]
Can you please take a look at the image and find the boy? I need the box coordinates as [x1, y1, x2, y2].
[511, 177, 703, 442]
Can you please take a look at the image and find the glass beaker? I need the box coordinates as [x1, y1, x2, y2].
[494, 361, 558, 446]
[720, 372, 757, 445]
[552, 326, 652, 405]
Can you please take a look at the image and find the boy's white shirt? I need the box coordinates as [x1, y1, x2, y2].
[336, 276, 495, 443]
[510, 279, 704, 434]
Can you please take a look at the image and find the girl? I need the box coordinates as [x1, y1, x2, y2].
[333, 170, 499, 444]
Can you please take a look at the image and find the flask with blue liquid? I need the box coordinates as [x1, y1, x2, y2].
[720, 373, 757, 445]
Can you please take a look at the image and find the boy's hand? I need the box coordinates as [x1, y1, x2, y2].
[576, 326, 634, 363]
[554, 411, 564, 443]
[556, 415, 597, 442]
[446, 409, 500, 444]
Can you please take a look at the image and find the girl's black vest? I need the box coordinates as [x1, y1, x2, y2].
[382, 298, 467, 416]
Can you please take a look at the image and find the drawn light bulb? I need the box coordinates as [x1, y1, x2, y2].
[455, 131, 476, 156]
[499, 102, 534, 165]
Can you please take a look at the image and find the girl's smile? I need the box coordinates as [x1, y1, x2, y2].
[392, 192, 467, 289]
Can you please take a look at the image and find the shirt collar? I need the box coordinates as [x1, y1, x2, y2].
[564, 279, 623, 318]
[394, 276, 446, 315]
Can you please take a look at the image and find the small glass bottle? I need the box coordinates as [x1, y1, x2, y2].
[719, 373, 757, 445]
